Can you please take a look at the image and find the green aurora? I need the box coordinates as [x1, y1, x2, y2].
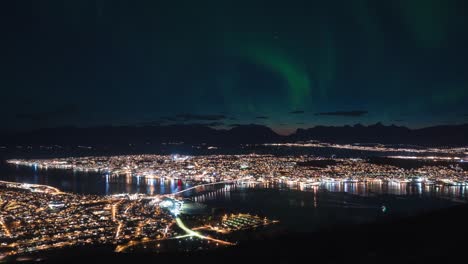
[1, 0, 467, 131]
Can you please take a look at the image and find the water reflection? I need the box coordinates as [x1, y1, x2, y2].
[195, 184, 465, 232]
[192, 185, 232, 203]
[186, 182, 468, 205]
[1, 165, 467, 202]
[2, 164, 466, 233]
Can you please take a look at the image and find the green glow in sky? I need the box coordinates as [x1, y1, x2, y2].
[397, 0, 450, 49]
[2, 0, 468, 130]
[238, 44, 311, 108]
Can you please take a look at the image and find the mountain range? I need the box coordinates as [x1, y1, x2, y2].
[1, 123, 467, 147]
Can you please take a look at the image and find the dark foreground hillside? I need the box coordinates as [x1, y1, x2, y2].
[34, 203, 468, 264]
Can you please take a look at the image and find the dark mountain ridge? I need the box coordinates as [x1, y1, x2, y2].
[292, 123, 468, 146]
[1, 123, 467, 147]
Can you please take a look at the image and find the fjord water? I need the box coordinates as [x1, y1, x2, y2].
[0, 159, 465, 233]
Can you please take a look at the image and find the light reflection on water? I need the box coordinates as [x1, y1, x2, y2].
[1, 163, 466, 232]
[190, 182, 468, 204]
[1, 164, 467, 202]
[189, 182, 466, 232]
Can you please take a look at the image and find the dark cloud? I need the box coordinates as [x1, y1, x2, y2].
[204, 122, 224, 127]
[255, 116, 269, 119]
[16, 105, 80, 122]
[137, 121, 162, 126]
[393, 119, 405, 122]
[137, 121, 224, 127]
[2, 1, 468, 131]
[229, 124, 242, 127]
[315, 111, 368, 117]
[160, 116, 178, 122]
[159, 114, 228, 127]
[289, 110, 305, 114]
[175, 114, 226, 121]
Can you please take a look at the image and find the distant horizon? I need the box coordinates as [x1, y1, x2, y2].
[3, 121, 468, 137]
[2, 1, 468, 262]
[3, 1, 468, 135]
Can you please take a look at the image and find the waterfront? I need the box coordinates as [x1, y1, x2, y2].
[0, 158, 466, 235]
[1, 147, 468, 260]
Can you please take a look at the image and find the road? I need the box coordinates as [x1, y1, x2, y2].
[164, 178, 243, 197]
[174, 217, 234, 246]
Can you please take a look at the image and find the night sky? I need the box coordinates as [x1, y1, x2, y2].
[2, 0, 468, 134]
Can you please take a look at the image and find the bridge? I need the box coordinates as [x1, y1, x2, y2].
[163, 179, 241, 197]
[111, 178, 247, 203]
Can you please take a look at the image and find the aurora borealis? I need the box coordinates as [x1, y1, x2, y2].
[1, 0, 468, 134]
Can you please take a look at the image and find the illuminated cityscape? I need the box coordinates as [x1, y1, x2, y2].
[2, 0, 468, 262]
[7, 150, 468, 188]
[1, 145, 467, 260]
[0, 177, 277, 260]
